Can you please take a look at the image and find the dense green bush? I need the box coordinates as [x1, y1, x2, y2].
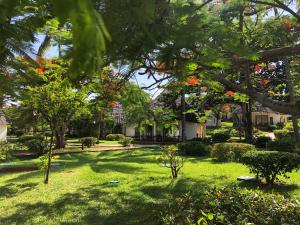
[80, 137, 97, 149]
[18, 134, 45, 143]
[241, 151, 300, 184]
[119, 137, 133, 147]
[106, 134, 125, 141]
[160, 186, 300, 225]
[255, 136, 272, 148]
[267, 137, 298, 152]
[0, 141, 13, 161]
[273, 129, 292, 139]
[211, 143, 256, 162]
[23, 139, 48, 155]
[178, 141, 211, 157]
[190, 137, 212, 144]
[211, 128, 231, 143]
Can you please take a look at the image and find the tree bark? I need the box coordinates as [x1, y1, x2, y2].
[55, 126, 66, 149]
[181, 90, 186, 142]
[44, 128, 54, 184]
[285, 58, 300, 143]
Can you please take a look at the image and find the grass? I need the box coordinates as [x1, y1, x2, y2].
[66, 138, 121, 145]
[0, 149, 299, 225]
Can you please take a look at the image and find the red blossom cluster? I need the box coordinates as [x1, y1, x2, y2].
[187, 75, 200, 86]
[225, 90, 235, 97]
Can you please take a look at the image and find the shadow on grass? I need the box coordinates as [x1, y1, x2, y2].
[0, 182, 38, 198]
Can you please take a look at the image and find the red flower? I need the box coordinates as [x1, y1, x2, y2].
[36, 66, 45, 74]
[225, 90, 235, 97]
[110, 102, 117, 108]
[281, 19, 293, 30]
[187, 76, 200, 86]
[259, 79, 270, 85]
[255, 65, 262, 73]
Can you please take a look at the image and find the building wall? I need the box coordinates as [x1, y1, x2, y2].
[0, 125, 7, 141]
[125, 125, 137, 137]
[251, 112, 288, 126]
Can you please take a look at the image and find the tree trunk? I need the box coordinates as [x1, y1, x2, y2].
[181, 90, 186, 142]
[98, 109, 105, 139]
[55, 126, 66, 149]
[44, 128, 54, 184]
[285, 58, 300, 143]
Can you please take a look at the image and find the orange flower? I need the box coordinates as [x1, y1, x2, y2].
[216, 191, 222, 198]
[255, 64, 262, 73]
[225, 90, 235, 97]
[259, 79, 270, 85]
[187, 76, 200, 86]
[281, 19, 293, 30]
[36, 66, 45, 74]
[110, 102, 117, 108]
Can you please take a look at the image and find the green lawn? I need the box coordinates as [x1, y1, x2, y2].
[0, 149, 299, 225]
[66, 138, 121, 145]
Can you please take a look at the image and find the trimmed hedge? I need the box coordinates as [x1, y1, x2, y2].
[18, 134, 45, 143]
[80, 137, 97, 149]
[255, 136, 272, 148]
[106, 134, 125, 141]
[241, 151, 300, 184]
[211, 128, 231, 143]
[160, 186, 300, 225]
[119, 137, 133, 147]
[178, 142, 211, 157]
[267, 138, 298, 152]
[273, 129, 292, 139]
[211, 143, 256, 162]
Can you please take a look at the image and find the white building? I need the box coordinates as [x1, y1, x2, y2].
[0, 113, 8, 141]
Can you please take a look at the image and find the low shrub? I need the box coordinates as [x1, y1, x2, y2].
[273, 129, 292, 139]
[106, 134, 125, 141]
[211, 143, 256, 162]
[267, 137, 298, 152]
[190, 137, 212, 144]
[158, 145, 184, 179]
[255, 136, 272, 148]
[211, 128, 231, 143]
[23, 139, 48, 155]
[119, 137, 133, 147]
[80, 137, 97, 149]
[159, 186, 300, 225]
[241, 151, 300, 184]
[18, 134, 45, 143]
[0, 141, 13, 161]
[178, 142, 211, 157]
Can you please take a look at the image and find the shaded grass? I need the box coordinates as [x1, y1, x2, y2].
[0, 149, 299, 225]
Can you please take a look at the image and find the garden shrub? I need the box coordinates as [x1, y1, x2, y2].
[178, 141, 211, 157]
[159, 186, 300, 225]
[23, 139, 48, 155]
[119, 137, 133, 147]
[267, 137, 298, 152]
[241, 151, 300, 184]
[273, 129, 291, 139]
[190, 137, 212, 144]
[211, 128, 231, 143]
[255, 136, 272, 148]
[80, 137, 97, 149]
[106, 133, 125, 141]
[18, 134, 45, 143]
[0, 141, 13, 161]
[211, 143, 256, 162]
[158, 145, 184, 179]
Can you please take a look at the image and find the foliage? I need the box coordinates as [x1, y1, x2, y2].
[106, 134, 125, 141]
[212, 143, 256, 162]
[211, 128, 231, 143]
[274, 129, 292, 139]
[0, 141, 13, 161]
[255, 136, 272, 148]
[80, 137, 97, 149]
[178, 142, 211, 157]
[190, 137, 212, 144]
[18, 134, 45, 143]
[267, 138, 298, 152]
[241, 151, 300, 184]
[160, 187, 300, 225]
[23, 139, 48, 155]
[158, 145, 184, 179]
[119, 137, 133, 147]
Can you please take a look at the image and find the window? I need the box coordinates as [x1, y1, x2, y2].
[270, 117, 274, 125]
[255, 115, 268, 125]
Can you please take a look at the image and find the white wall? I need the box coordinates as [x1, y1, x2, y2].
[0, 125, 7, 141]
[125, 125, 137, 137]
